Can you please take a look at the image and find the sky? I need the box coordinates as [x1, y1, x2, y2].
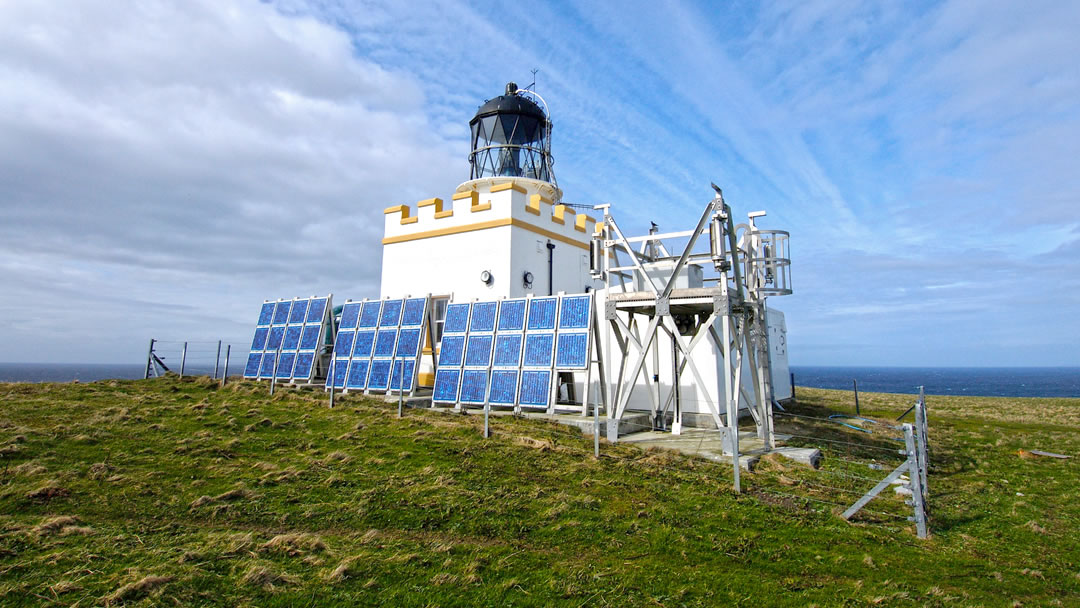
[1, 0, 1078, 367]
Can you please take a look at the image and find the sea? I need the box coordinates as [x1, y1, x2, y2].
[0, 363, 1077, 399]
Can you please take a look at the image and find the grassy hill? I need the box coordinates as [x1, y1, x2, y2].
[0, 377, 1077, 606]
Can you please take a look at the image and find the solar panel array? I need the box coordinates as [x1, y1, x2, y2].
[244, 295, 332, 382]
[327, 296, 429, 394]
[432, 293, 593, 410]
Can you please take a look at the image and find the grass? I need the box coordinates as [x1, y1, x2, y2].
[0, 376, 1076, 606]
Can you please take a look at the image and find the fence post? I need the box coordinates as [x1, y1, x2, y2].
[144, 339, 155, 379]
[220, 345, 231, 387]
[904, 423, 928, 538]
[398, 358, 404, 418]
[853, 379, 860, 415]
[915, 387, 929, 498]
[213, 340, 222, 379]
[179, 342, 188, 379]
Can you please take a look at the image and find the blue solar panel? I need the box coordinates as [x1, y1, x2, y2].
[558, 295, 591, 330]
[498, 299, 527, 331]
[358, 301, 380, 328]
[244, 353, 262, 377]
[433, 369, 461, 403]
[368, 359, 392, 390]
[259, 353, 277, 377]
[266, 326, 285, 351]
[396, 328, 422, 358]
[380, 299, 404, 327]
[465, 335, 494, 367]
[329, 358, 348, 388]
[251, 327, 269, 351]
[470, 301, 498, 332]
[493, 334, 523, 367]
[401, 298, 426, 326]
[352, 330, 375, 358]
[527, 298, 558, 330]
[439, 335, 465, 367]
[282, 326, 302, 351]
[300, 326, 321, 350]
[444, 303, 470, 333]
[459, 370, 488, 404]
[523, 333, 554, 367]
[339, 302, 361, 330]
[257, 302, 275, 326]
[374, 329, 397, 357]
[556, 333, 589, 369]
[389, 359, 416, 391]
[275, 352, 296, 378]
[294, 352, 314, 379]
[288, 299, 309, 324]
[273, 301, 292, 325]
[306, 298, 327, 324]
[334, 331, 355, 357]
[346, 359, 370, 390]
[519, 370, 551, 407]
[489, 370, 518, 405]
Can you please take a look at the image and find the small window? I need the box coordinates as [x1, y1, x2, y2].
[431, 296, 450, 347]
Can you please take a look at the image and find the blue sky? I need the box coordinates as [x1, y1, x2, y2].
[1, 0, 1077, 366]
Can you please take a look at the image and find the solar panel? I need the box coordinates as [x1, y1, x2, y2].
[432, 369, 461, 403]
[346, 359, 370, 390]
[469, 301, 498, 332]
[294, 352, 314, 379]
[257, 302, 275, 326]
[352, 330, 375, 358]
[266, 326, 285, 351]
[519, 370, 552, 407]
[498, 299, 527, 331]
[282, 326, 302, 351]
[339, 302, 362, 330]
[527, 297, 558, 331]
[299, 326, 321, 350]
[367, 359, 392, 390]
[488, 370, 518, 405]
[492, 334, 523, 367]
[334, 331, 355, 357]
[273, 301, 292, 325]
[380, 299, 404, 327]
[401, 298, 426, 327]
[358, 301, 380, 328]
[288, 299, 309, 324]
[444, 303, 470, 333]
[275, 352, 296, 379]
[558, 295, 591, 330]
[459, 369, 488, 404]
[251, 327, 269, 351]
[522, 333, 555, 367]
[439, 335, 465, 367]
[306, 298, 328, 324]
[329, 358, 348, 388]
[389, 359, 416, 391]
[373, 329, 397, 357]
[244, 353, 262, 378]
[464, 335, 494, 367]
[259, 352, 277, 378]
[555, 333, 589, 369]
[396, 328, 422, 358]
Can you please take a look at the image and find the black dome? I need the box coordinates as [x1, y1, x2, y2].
[472, 94, 547, 122]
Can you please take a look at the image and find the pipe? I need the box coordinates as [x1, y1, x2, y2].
[546, 241, 555, 296]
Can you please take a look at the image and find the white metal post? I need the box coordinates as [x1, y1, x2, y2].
[220, 345, 230, 387]
[213, 340, 222, 379]
[179, 342, 188, 379]
[144, 339, 155, 379]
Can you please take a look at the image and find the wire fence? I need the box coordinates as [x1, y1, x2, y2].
[145, 339, 234, 381]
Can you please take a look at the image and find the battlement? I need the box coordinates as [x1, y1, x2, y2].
[382, 178, 597, 250]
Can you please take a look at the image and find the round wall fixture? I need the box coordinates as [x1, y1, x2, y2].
[480, 270, 494, 285]
[522, 271, 534, 288]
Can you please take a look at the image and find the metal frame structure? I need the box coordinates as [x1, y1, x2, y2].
[593, 185, 792, 492]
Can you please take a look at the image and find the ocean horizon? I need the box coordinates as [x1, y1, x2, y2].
[0, 362, 1077, 399]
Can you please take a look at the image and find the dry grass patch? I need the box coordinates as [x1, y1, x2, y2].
[514, 436, 554, 451]
[104, 574, 174, 605]
[240, 564, 298, 590]
[26, 481, 70, 502]
[260, 533, 327, 557]
[190, 488, 257, 509]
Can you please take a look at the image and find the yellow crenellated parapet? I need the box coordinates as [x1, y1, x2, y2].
[552, 204, 576, 225]
[452, 190, 489, 213]
[418, 197, 454, 219]
[384, 204, 417, 225]
[577, 214, 596, 233]
[490, 182, 527, 194]
[527, 193, 551, 216]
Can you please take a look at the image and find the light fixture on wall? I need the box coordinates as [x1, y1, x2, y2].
[480, 270, 494, 285]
